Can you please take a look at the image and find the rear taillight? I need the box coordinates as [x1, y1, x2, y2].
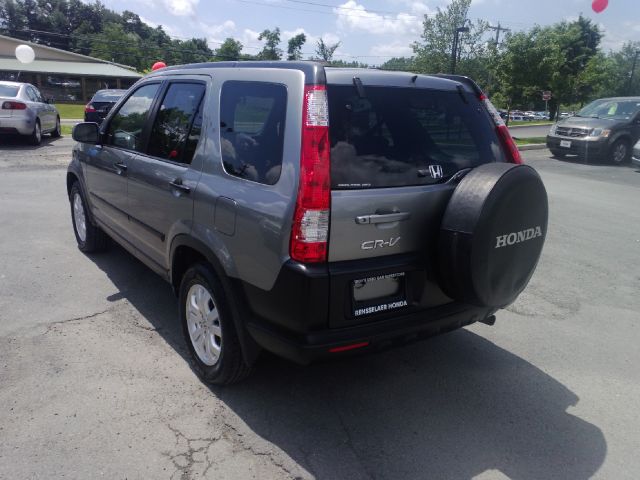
[85, 103, 96, 113]
[290, 85, 331, 263]
[480, 95, 523, 164]
[2, 101, 26, 110]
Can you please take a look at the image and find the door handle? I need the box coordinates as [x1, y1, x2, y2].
[169, 179, 191, 194]
[355, 212, 410, 225]
[114, 162, 127, 174]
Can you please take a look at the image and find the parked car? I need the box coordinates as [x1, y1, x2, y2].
[68, 62, 548, 384]
[547, 97, 640, 164]
[0, 80, 61, 145]
[84, 89, 127, 124]
[632, 139, 640, 169]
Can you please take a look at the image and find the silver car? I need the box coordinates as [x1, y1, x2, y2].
[0, 81, 60, 145]
[632, 140, 640, 169]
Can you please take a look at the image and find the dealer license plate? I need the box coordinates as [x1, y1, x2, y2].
[352, 272, 407, 317]
[560, 140, 571, 148]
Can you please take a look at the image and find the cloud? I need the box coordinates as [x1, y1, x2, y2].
[163, 0, 199, 16]
[334, 0, 423, 36]
[370, 42, 413, 57]
[199, 20, 236, 44]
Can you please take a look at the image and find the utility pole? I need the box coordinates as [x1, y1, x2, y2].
[628, 50, 640, 95]
[486, 23, 510, 96]
[451, 26, 469, 74]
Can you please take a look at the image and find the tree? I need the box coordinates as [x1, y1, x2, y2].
[412, 0, 488, 77]
[315, 38, 340, 62]
[258, 28, 282, 60]
[380, 57, 416, 72]
[215, 38, 243, 61]
[287, 33, 306, 61]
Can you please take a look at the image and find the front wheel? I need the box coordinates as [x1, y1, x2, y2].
[179, 263, 251, 385]
[69, 182, 109, 253]
[609, 139, 630, 164]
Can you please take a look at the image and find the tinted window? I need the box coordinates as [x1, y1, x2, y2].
[26, 86, 38, 102]
[92, 90, 127, 102]
[220, 81, 287, 185]
[106, 83, 159, 151]
[147, 82, 205, 163]
[31, 86, 44, 103]
[327, 86, 504, 189]
[0, 85, 19, 97]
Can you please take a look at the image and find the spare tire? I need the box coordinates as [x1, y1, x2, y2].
[438, 163, 548, 308]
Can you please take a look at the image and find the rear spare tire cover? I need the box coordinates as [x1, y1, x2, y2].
[438, 163, 548, 308]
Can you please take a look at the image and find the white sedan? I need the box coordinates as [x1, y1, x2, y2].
[0, 81, 60, 145]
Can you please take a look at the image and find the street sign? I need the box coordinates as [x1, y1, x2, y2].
[542, 91, 552, 101]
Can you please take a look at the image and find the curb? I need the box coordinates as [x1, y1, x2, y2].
[518, 144, 547, 151]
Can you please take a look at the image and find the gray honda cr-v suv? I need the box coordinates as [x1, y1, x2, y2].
[68, 61, 548, 384]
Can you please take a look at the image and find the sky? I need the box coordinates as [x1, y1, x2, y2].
[97, 0, 640, 64]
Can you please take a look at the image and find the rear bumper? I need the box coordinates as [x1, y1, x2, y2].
[0, 116, 34, 135]
[546, 135, 608, 160]
[241, 258, 493, 364]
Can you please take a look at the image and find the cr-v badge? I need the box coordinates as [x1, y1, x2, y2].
[361, 237, 401, 250]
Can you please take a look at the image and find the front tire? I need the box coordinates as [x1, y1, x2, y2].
[69, 182, 109, 253]
[179, 263, 251, 385]
[609, 139, 630, 164]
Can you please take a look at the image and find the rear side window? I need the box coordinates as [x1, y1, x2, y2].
[0, 85, 19, 97]
[219, 81, 287, 185]
[327, 85, 504, 189]
[147, 82, 205, 164]
[106, 83, 160, 152]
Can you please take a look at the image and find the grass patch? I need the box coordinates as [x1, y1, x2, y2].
[514, 136, 546, 146]
[54, 103, 85, 120]
[508, 120, 553, 127]
[61, 124, 74, 135]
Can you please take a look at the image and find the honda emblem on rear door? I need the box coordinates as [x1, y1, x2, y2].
[429, 165, 443, 179]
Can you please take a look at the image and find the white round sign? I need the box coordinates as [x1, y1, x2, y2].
[15, 44, 35, 64]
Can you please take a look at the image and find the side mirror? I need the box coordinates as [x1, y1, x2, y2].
[72, 122, 100, 144]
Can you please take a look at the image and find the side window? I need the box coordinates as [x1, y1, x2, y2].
[25, 86, 38, 102]
[219, 81, 287, 185]
[31, 86, 44, 103]
[106, 83, 160, 152]
[147, 82, 205, 164]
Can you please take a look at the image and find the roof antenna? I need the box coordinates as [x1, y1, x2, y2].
[353, 76, 366, 98]
[411, 75, 418, 84]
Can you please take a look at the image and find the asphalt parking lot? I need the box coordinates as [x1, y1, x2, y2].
[1, 136, 639, 480]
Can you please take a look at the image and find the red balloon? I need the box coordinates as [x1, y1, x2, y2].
[152, 61, 167, 71]
[591, 0, 608, 13]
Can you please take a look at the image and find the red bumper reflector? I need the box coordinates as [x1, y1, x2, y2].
[328, 341, 370, 353]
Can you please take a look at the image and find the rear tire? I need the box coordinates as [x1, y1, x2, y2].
[28, 120, 41, 146]
[51, 116, 61, 138]
[69, 182, 109, 253]
[179, 262, 251, 385]
[609, 139, 630, 165]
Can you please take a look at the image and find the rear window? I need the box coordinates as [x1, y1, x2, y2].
[327, 85, 504, 189]
[0, 85, 19, 97]
[92, 90, 126, 102]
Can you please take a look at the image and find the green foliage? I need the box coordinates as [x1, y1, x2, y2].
[287, 33, 306, 61]
[258, 28, 282, 60]
[412, 0, 488, 78]
[315, 38, 340, 62]
[380, 57, 416, 72]
[214, 38, 243, 61]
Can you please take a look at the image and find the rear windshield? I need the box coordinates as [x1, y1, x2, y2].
[327, 85, 504, 189]
[92, 90, 126, 102]
[0, 85, 19, 97]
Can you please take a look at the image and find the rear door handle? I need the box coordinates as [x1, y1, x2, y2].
[355, 212, 410, 225]
[169, 179, 191, 194]
[114, 162, 127, 174]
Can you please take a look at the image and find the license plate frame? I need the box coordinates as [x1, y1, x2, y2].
[560, 140, 571, 148]
[351, 272, 408, 318]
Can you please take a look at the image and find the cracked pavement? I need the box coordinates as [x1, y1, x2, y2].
[1, 141, 640, 479]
